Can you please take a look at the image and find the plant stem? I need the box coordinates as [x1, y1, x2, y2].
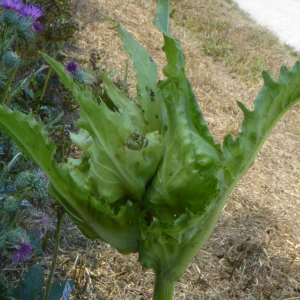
[153, 272, 175, 300]
[3, 34, 16, 52]
[39, 48, 58, 100]
[2, 68, 17, 105]
[44, 208, 65, 300]
[2, 27, 9, 51]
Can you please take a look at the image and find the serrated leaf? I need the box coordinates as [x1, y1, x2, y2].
[11, 265, 44, 300]
[222, 62, 300, 189]
[0, 106, 56, 174]
[161, 33, 221, 152]
[144, 69, 221, 221]
[118, 26, 162, 131]
[102, 73, 145, 131]
[74, 96, 162, 202]
[154, 0, 170, 33]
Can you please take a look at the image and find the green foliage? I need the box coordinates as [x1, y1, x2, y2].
[0, 0, 300, 299]
[0, 131, 49, 263]
[9, 264, 74, 300]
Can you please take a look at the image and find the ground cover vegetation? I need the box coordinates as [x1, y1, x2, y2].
[0, 0, 300, 299]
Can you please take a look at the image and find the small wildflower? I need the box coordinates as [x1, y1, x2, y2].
[32, 20, 43, 32]
[20, 3, 43, 20]
[12, 241, 32, 263]
[66, 61, 78, 74]
[0, 0, 24, 12]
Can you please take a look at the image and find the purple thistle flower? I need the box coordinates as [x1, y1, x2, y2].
[12, 241, 32, 263]
[20, 3, 43, 20]
[66, 62, 78, 74]
[32, 20, 43, 32]
[0, 0, 24, 12]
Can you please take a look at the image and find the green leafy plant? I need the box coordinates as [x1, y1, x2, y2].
[6, 264, 74, 300]
[0, 0, 300, 299]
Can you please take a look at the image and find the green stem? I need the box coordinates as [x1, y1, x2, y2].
[39, 48, 58, 100]
[2, 27, 9, 51]
[153, 272, 175, 300]
[44, 208, 65, 300]
[3, 34, 16, 52]
[2, 68, 17, 105]
[20, 42, 49, 67]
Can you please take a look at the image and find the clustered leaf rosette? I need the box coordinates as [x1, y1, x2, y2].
[0, 0, 300, 298]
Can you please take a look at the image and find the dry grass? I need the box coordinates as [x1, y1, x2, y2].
[4, 0, 300, 299]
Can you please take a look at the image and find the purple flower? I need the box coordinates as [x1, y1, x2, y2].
[20, 3, 43, 20]
[0, 0, 24, 12]
[66, 62, 78, 74]
[12, 242, 32, 263]
[32, 20, 43, 32]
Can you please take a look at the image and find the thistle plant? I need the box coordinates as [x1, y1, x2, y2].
[0, 0, 300, 299]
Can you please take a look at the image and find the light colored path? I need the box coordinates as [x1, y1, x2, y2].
[233, 0, 300, 51]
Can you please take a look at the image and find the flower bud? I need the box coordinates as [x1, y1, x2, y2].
[74, 70, 84, 83]
[2, 51, 20, 69]
[15, 16, 35, 41]
[0, 9, 20, 25]
[3, 196, 18, 212]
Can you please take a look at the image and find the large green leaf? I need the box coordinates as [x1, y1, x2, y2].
[102, 73, 145, 131]
[0, 105, 142, 253]
[161, 33, 221, 152]
[154, 0, 170, 34]
[118, 27, 162, 131]
[0, 106, 56, 173]
[42, 53, 163, 203]
[11, 265, 44, 300]
[222, 62, 300, 190]
[144, 69, 221, 220]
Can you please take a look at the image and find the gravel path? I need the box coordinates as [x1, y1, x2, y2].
[233, 0, 300, 51]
